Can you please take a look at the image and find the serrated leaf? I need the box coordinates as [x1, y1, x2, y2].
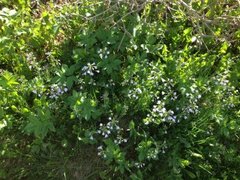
[24, 109, 55, 139]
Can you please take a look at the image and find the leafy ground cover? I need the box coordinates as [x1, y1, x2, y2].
[0, 0, 240, 179]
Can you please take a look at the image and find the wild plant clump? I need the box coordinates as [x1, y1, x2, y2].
[0, 0, 240, 179]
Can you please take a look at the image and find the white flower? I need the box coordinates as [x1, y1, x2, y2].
[169, 110, 174, 115]
[89, 136, 94, 140]
[57, 88, 62, 94]
[161, 78, 166, 82]
[97, 146, 103, 150]
[136, 88, 142, 94]
[188, 108, 194, 113]
[104, 134, 108, 138]
[144, 121, 150, 125]
[82, 63, 98, 76]
[162, 107, 166, 113]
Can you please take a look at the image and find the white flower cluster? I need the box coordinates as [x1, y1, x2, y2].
[127, 87, 143, 100]
[170, 91, 178, 101]
[160, 78, 175, 92]
[160, 140, 168, 154]
[121, 78, 138, 87]
[26, 52, 39, 70]
[178, 83, 202, 120]
[98, 79, 116, 89]
[97, 145, 104, 156]
[97, 117, 121, 139]
[185, 84, 201, 114]
[32, 85, 45, 97]
[213, 71, 238, 108]
[214, 70, 230, 86]
[96, 117, 128, 157]
[144, 100, 177, 125]
[122, 61, 150, 87]
[213, 70, 231, 92]
[97, 47, 110, 59]
[134, 162, 146, 169]
[87, 79, 97, 86]
[82, 62, 99, 76]
[105, 79, 116, 88]
[151, 77, 176, 102]
[97, 117, 127, 144]
[147, 64, 164, 86]
[48, 83, 68, 99]
[147, 148, 159, 160]
[114, 135, 128, 145]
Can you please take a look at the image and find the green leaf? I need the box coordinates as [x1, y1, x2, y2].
[0, 107, 4, 119]
[184, 169, 196, 179]
[71, 93, 101, 121]
[219, 42, 229, 54]
[96, 27, 108, 41]
[137, 140, 153, 161]
[180, 159, 190, 167]
[66, 76, 77, 89]
[129, 120, 137, 138]
[2, 72, 19, 87]
[24, 109, 55, 139]
[101, 58, 121, 74]
[191, 152, 204, 159]
[183, 27, 192, 36]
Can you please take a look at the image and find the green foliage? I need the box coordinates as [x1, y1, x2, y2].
[68, 91, 101, 121]
[24, 106, 55, 139]
[0, 0, 240, 179]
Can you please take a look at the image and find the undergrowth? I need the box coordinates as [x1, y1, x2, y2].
[0, 0, 240, 179]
